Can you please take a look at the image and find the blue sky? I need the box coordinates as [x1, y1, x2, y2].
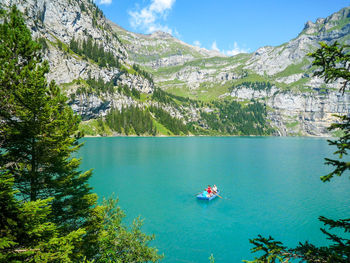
[96, 0, 350, 55]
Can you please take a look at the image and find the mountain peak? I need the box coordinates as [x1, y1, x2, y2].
[302, 6, 350, 35]
[302, 20, 316, 34]
[327, 6, 350, 22]
[149, 31, 173, 39]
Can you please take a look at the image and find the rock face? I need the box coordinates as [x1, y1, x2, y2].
[245, 7, 350, 76]
[108, 21, 225, 69]
[1, 0, 156, 123]
[2, 0, 350, 136]
[2, 0, 122, 79]
[1, 0, 153, 86]
[69, 92, 139, 121]
[229, 86, 350, 136]
[111, 6, 350, 136]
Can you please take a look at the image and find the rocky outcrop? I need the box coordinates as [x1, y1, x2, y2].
[1, 0, 155, 123]
[2, 0, 126, 78]
[108, 21, 225, 69]
[118, 73, 154, 94]
[0, 0, 155, 93]
[229, 86, 350, 136]
[46, 46, 120, 84]
[302, 7, 350, 34]
[69, 94, 111, 121]
[2, 0, 349, 136]
[245, 7, 350, 76]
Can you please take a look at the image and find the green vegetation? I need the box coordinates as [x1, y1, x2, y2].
[199, 100, 273, 135]
[70, 36, 120, 68]
[331, 128, 345, 138]
[153, 64, 185, 76]
[150, 55, 248, 78]
[161, 85, 194, 100]
[0, 7, 162, 262]
[97, 96, 274, 137]
[74, 76, 116, 96]
[106, 106, 156, 136]
[116, 84, 141, 99]
[86, 76, 115, 93]
[133, 63, 154, 84]
[165, 81, 233, 102]
[149, 106, 189, 135]
[126, 38, 205, 64]
[162, 72, 277, 102]
[287, 76, 311, 91]
[120, 64, 136, 74]
[229, 81, 273, 92]
[273, 58, 311, 79]
[311, 41, 350, 93]
[79, 118, 113, 136]
[104, 105, 190, 136]
[152, 87, 198, 108]
[285, 121, 299, 129]
[152, 87, 177, 105]
[68, 77, 142, 100]
[141, 88, 274, 136]
[244, 42, 350, 263]
[152, 119, 173, 135]
[37, 37, 48, 51]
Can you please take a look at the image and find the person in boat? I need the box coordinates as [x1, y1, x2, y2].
[202, 190, 208, 197]
[212, 184, 218, 194]
[206, 185, 213, 197]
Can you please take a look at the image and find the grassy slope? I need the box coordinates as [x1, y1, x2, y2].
[73, 8, 350, 136]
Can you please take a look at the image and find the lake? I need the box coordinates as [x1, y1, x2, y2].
[78, 137, 350, 262]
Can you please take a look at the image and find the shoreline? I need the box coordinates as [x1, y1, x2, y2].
[83, 134, 333, 139]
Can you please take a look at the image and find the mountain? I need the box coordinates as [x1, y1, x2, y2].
[1, 0, 154, 125]
[1, 0, 349, 136]
[111, 6, 350, 136]
[108, 22, 225, 69]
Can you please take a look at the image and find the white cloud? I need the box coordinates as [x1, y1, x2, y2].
[224, 42, 250, 56]
[193, 40, 201, 47]
[211, 41, 249, 56]
[97, 0, 112, 5]
[129, 0, 176, 34]
[149, 0, 175, 13]
[211, 41, 219, 51]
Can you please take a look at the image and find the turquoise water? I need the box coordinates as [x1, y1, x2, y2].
[79, 137, 350, 262]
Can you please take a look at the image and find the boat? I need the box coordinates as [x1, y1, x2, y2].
[197, 190, 220, 201]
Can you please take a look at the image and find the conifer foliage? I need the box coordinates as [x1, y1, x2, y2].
[0, 6, 162, 262]
[200, 100, 272, 135]
[0, 173, 85, 262]
[106, 106, 156, 136]
[0, 4, 94, 233]
[70, 36, 120, 68]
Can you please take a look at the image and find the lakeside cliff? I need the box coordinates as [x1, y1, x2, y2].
[2, 0, 349, 136]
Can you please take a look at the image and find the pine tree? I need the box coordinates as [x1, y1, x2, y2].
[86, 36, 93, 59]
[0, 8, 95, 261]
[0, 6, 163, 262]
[0, 5, 96, 234]
[0, 172, 85, 262]
[69, 36, 78, 53]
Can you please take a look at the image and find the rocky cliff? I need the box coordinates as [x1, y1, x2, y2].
[2, 1, 349, 136]
[227, 84, 350, 136]
[1, 0, 154, 120]
[110, 6, 350, 136]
